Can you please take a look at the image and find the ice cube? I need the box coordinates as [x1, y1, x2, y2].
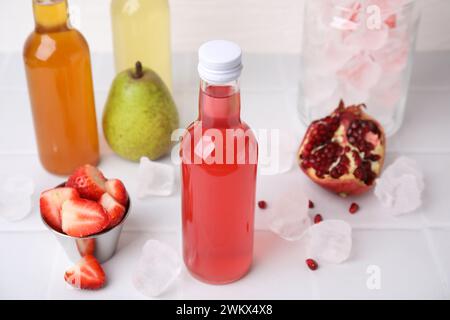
[132, 240, 181, 297]
[374, 157, 424, 215]
[327, 0, 362, 33]
[267, 189, 311, 241]
[0, 193, 33, 222]
[367, 0, 411, 14]
[371, 73, 403, 108]
[338, 53, 382, 92]
[369, 73, 403, 123]
[341, 82, 369, 106]
[344, 22, 389, 51]
[305, 40, 358, 75]
[372, 30, 410, 74]
[307, 220, 352, 264]
[303, 72, 338, 106]
[330, 16, 359, 31]
[307, 89, 342, 121]
[1, 174, 34, 196]
[258, 129, 299, 175]
[137, 157, 176, 198]
[276, 130, 300, 174]
[0, 175, 34, 222]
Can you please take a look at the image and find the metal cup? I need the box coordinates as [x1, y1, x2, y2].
[40, 182, 130, 263]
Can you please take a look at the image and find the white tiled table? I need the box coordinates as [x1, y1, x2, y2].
[0, 52, 449, 300]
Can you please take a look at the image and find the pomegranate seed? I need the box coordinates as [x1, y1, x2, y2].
[258, 201, 267, 209]
[306, 259, 318, 271]
[308, 200, 314, 209]
[314, 214, 323, 224]
[349, 202, 359, 214]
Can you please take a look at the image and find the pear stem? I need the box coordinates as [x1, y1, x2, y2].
[133, 61, 144, 79]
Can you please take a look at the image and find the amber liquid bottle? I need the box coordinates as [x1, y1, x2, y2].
[23, 0, 99, 175]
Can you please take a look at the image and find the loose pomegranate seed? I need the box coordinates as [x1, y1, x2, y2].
[258, 201, 267, 209]
[314, 214, 323, 224]
[306, 258, 318, 271]
[308, 200, 314, 209]
[349, 202, 359, 214]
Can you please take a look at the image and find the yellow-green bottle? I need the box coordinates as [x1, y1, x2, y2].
[111, 0, 172, 91]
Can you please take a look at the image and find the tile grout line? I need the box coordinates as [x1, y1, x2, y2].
[422, 228, 450, 298]
[44, 245, 63, 299]
[0, 150, 38, 156]
[2, 86, 450, 94]
[3, 150, 450, 157]
[3, 224, 450, 234]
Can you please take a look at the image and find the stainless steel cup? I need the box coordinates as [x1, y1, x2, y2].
[40, 182, 130, 263]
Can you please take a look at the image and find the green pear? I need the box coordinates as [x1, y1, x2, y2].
[103, 62, 179, 161]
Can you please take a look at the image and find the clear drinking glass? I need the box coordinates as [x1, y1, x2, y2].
[299, 0, 420, 136]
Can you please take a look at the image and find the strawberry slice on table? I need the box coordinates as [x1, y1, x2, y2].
[105, 179, 128, 206]
[64, 255, 106, 290]
[66, 164, 107, 201]
[61, 199, 110, 237]
[99, 193, 126, 228]
[40, 187, 80, 232]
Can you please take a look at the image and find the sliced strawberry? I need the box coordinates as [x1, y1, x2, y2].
[40, 187, 79, 232]
[99, 193, 126, 228]
[66, 164, 107, 201]
[76, 238, 96, 257]
[61, 199, 110, 237]
[64, 255, 106, 290]
[105, 179, 128, 206]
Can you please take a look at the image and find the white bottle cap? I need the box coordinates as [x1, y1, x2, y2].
[198, 40, 243, 84]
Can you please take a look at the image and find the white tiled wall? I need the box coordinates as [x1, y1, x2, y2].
[1, 0, 449, 53]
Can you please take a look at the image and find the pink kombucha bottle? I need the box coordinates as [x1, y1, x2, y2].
[181, 40, 258, 284]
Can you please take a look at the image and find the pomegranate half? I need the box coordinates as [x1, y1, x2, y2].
[298, 101, 386, 196]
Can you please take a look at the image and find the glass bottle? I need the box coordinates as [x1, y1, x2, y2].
[181, 41, 258, 284]
[111, 0, 172, 91]
[23, 0, 99, 175]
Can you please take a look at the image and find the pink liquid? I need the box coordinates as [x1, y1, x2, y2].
[181, 85, 258, 284]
